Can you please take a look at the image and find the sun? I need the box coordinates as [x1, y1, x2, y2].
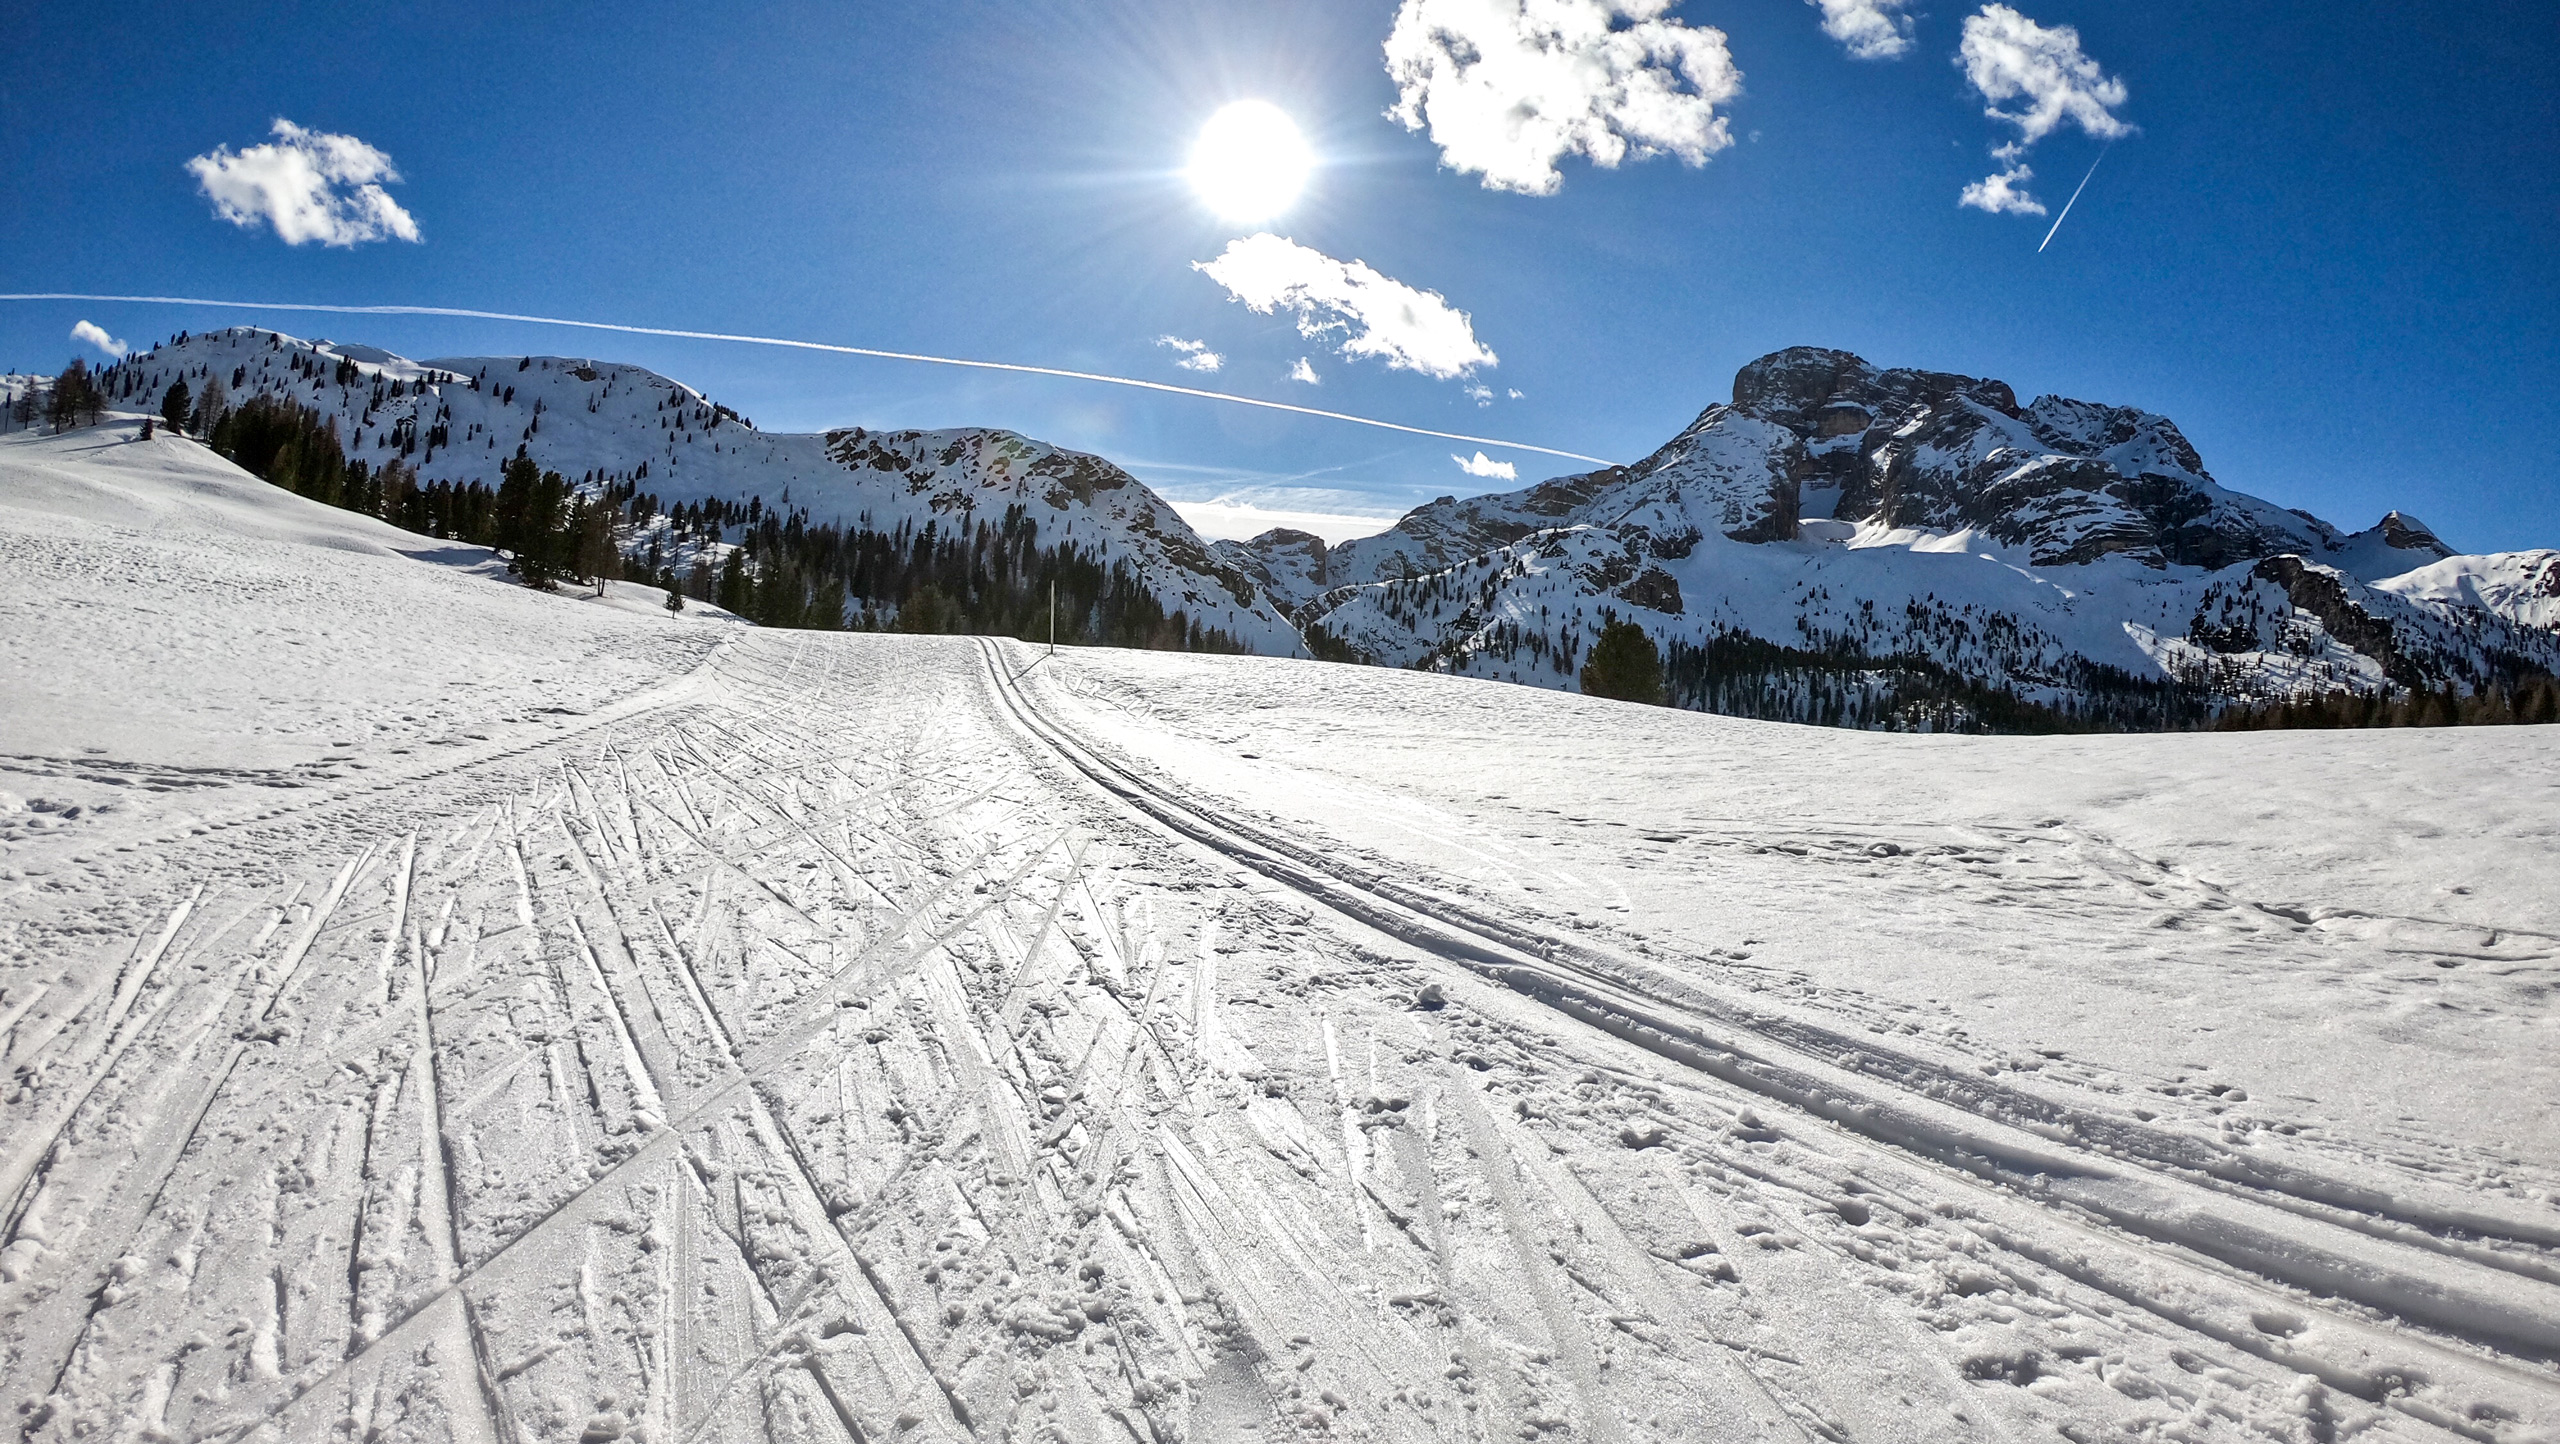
[1187, 101, 1313, 225]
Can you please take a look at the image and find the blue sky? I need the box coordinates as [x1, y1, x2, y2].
[4, 0, 2553, 551]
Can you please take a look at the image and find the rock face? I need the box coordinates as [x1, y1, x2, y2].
[1228, 346, 2557, 728]
[1237, 347, 2421, 615]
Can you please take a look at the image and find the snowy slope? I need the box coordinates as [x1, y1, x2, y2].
[100, 328, 1302, 654]
[5, 433, 2559, 1441]
[0, 416, 738, 775]
[1224, 347, 2555, 719]
[2376, 548, 2560, 632]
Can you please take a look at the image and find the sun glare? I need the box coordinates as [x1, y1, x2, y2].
[1187, 101, 1313, 224]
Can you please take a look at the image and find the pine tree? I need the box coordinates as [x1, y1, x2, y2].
[2524, 678, 2559, 725]
[160, 380, 192, 433]
[492, 453, 572, 589]
[716, 548, 752, 614]
[493, 452, 542, 564]
[1580, 618, 1667, 705]
[664, 584, 686, 614]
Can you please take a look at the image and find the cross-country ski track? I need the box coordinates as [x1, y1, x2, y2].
[5, 428, 2559, 1444]
[0, 624, 2552, 1443]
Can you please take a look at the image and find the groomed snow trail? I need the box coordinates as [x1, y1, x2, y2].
[2, 624, 2553, 1441]
[6, 425, 2558, 1444]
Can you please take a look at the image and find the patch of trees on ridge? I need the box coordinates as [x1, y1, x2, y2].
[2211, 679, 2560, 730]
[681, 501, 1250, 653]
[1660, 627, 2212, 734]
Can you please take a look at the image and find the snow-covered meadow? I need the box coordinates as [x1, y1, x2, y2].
[4, 420, 2557, 1442]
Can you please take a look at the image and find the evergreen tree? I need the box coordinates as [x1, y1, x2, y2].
[716, 547, 752, 614]
[490, 452, 573, 588]
[493, 452, 542, 563]
[1580, 618, 1667, 705]
[2523, 679, 2557, 725]
[160, 380, 192, 433]
[664, 583, 686, 614]
[895, 584, 955, 634]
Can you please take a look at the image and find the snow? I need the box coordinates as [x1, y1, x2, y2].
[5, 425, 2560, 1442]
[1223, 346, 2555, 718]
[2377, 549, 2560, 632]
[93, 329, 1304, 656]
[0, 418, 738, 774]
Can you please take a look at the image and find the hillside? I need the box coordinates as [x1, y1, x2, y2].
[1222, 347, 2560, 728]
[5, 429, 2558, 1442]
[76, 327, 1303, 655]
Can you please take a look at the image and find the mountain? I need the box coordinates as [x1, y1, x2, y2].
[67, 331, 2559, 730]
[96, 328, 1302, 654]
[1222, 346, 2558, 728]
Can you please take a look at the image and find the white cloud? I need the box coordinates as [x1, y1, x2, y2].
[1958, 5, 2131, 147]
[1507, 388, 1525, 399]
[1157, 336, 1224, 373]
[185, 119, 422, 247]
[70, 320, 127, 359]
[1383, 0, 1742, 196]
[1454, 451, 1518, 480]
[1194, 233, 1498, 381]
[1164, 498, 1401, 545]
[1959, 164, 2046, 215]
[1466, 383, 1494, 407]
[1810, 0, 1914, 60]
[1289, 357, 1321, 384]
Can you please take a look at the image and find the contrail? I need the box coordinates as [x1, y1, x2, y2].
[0, 292, 1613, 466]
[2037, 145, 2110, 254]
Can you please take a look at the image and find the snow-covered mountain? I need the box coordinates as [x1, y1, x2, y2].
[95, 328, 1302, 654]
[73, 332, 2558, 727]
[1222, 347, 2559, 725]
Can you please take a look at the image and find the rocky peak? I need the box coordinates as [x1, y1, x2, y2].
[1231, 344, 2487, 623]
[2378, 511, 2450, 556]
[1731, 346, 2022, 428]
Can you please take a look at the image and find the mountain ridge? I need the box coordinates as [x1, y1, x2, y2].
[71, 327, 1304, 655]
[40, 332, 2558, 729]
[1208, 345, 2555, 726]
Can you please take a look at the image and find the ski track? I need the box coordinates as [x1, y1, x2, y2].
[1, 630, 2554, 1443]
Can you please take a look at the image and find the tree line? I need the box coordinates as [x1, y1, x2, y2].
[674, 501, 1249, 652]
[2212, 678, 2560, 730]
